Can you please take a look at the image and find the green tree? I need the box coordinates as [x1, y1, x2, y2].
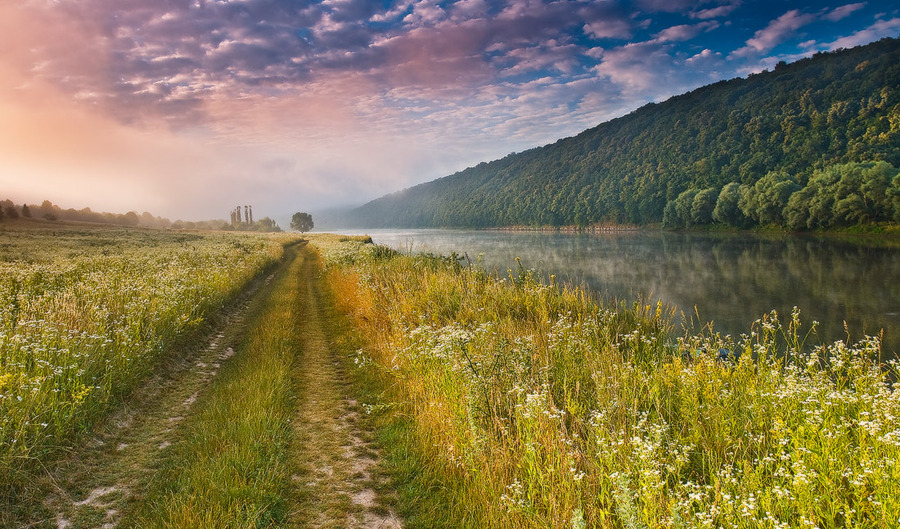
[784, 185, 816, 230]
[662, 201, 679, 228]
[673, 189, 699, 228]
[738, 172, 800, 225]
[890, 171, 900, 221]
[21, 204, 31, 218]
[691, 188, 719, 225]
[713, 183, 749, 226]
[290, 212, 314, 232]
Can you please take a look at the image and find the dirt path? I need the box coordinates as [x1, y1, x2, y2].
[26, 258, 282, 529]
[287, 247, 402, 528]
[12, 243, 401, 528]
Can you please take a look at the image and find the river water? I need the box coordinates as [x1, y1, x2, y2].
[341, 229, 900, 358]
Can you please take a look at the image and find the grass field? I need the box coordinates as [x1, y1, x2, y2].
[314, 234, 900, 528]
[2, 224, 898, 528]
[0, 223, 287, 496]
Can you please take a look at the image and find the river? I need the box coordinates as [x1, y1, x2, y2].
[338, 229, 900, 358]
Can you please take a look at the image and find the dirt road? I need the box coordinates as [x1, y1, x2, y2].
[11, 243, 400, 528]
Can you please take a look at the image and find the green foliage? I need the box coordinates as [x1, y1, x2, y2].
[738, 171, 802, 226]
[346, 38, 900, 230]
[712, 182, 747, 226]
[673, 189, 699, 228]
[290, 212, 314, 233]
[784, 161, 900, 230]
[691, 188, 718, 225]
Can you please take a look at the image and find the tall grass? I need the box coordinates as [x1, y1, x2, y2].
[316, 236, 899, 528]
[0, 226, 286, 494]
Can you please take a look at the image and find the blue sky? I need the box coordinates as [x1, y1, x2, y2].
[0, 0, 898, 221]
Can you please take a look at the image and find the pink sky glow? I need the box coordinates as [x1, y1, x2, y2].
[1, 1, 898, 223]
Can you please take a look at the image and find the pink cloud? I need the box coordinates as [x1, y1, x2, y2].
[449, 0, 490, 22]
[824, 2, 866, 22]
[583, 18, 633, 40]
[823, 16, 900, 50]
[654, 21, 719, 43]
[593, 42, 672, 92]
[732, 9, 817, 57]
[691, 3, 740, 20]
[402, 0, 446, 27]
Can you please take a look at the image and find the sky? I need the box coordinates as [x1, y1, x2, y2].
[1, 0, 898, 223]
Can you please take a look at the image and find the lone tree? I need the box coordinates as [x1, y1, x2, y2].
[290, 212, 314, 232]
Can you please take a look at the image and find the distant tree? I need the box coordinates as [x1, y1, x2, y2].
[290, 212, 314, 232]
[891, 171, 900, 221]
[123, 211, 139, 226]
[739, 172, 800, 225]
[40, 200, 58, 221]
[254, 217, 282, 232]
[673, 189, 699, 228]
[784, 186, 816, 230]
[662, 201, 679, 228]
[4, 205, 19, 220]
[713, 183, 748, 226]
[21, 204, 31, 218]
[784, 161, 900, 230]
[691, 188, 718, 225]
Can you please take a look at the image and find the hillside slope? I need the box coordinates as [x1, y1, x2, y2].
[348, 37, 900, 229]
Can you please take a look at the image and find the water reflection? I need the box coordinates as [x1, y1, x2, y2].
[347, 229, 900, 357]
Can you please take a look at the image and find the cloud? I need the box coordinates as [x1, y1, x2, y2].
[636, 0, 707, 13]
[593, 41, 674, 93]
[822, 15, 900, 49]
[580, 2, 635, 40]
[449, 0, 490, 21]
[402, 0, 447, 27]
[732, 9, 817, 57]
[3, 0, 897, 220]
[498, 40, 580, 76]
[653, 21, 719, 43]
[824, 2, 866, 21]
[690, 2, 740, 20]
[370, 0, 416, 23]
[685, 48, 723, 67]
[583, 18, 633, 40]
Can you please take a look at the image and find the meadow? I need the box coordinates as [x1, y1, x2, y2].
[0, 223, 286, 495]
[315, 235, 900, 528]
[2, 225, 898, 528]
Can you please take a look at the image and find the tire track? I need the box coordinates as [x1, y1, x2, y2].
[288, 247, 402, 529]
[20, 257, 284, 529]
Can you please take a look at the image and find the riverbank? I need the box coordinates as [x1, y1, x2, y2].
[312, 233, 900, 528]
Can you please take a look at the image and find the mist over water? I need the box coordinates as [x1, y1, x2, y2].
[346, 229, 900, 358]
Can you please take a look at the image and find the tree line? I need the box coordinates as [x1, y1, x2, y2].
[0, 199, 283, 232]
[663, 161, 900, 229]
[347, 38, 900, 231]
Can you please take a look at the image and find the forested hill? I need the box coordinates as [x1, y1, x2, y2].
[347, 37, 900, 230]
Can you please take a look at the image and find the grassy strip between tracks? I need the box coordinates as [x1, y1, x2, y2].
[124, 243, 307, 527]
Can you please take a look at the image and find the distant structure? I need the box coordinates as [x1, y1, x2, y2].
[231, 205, 255, 227]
